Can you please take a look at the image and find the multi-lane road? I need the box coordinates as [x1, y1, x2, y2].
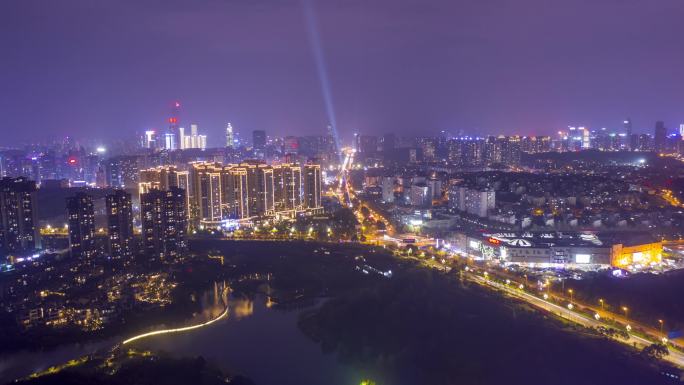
[467, 272, 684, 368]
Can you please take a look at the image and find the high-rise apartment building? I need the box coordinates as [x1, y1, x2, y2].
[141, 187, 187, 259]
[106, 190, 134, 259]
[139, 165, 190, 208]
[448, 186, 495, 218]
[0, 177, 38, 258]
[303, 164, 322, 209]
[66, 192, 96, 259]
[190, 162, 223, 225]
[274, 164, 302, 211]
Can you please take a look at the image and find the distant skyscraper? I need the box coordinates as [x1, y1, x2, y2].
[143, 130, 157, 149]
[303, 164, 322, 209]
[66, 192, 96, 260]
[680, 124, 684, 137]
[226, 123, 235, 148]
[141, 187, 187, 259]
[654, 121, 667, 152]
[106, 190, 133, 259]
[283, 136, 299, 155]
[624, 118, 632, 137]
[179, 123, 207, 150]
[165, 101, 181, 150]
[0, 177, 38, 258]
[381, 133, 396, 153]
[356, 135, 379, 154]
[252, 130, 267, 150]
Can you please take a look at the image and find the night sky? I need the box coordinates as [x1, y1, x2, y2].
[2, 0, 684, 146]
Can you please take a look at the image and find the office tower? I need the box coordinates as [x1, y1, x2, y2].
[273, 164, 302, 211]
[303, 164, 322, 209]
[164, 132, 176, 151]
[106, 190, 133, 259]
[178, 126, 186, 149]
[624, 119, 633, 149]
[165, 101, 181, 150]
[226, 123, 235, 148]
[198, 135, 207, 150]
[180, 123, 207, 150]
[253, 130, 267, 150]
[66, 192, 96, 259]
[0, 177, 38, 258]
[680, 124, 684, 137]
[654, 121, 667, 153]
[143, 130, 157, 149]
[141, 187, 187, 259]
[578, 127, 590, 149]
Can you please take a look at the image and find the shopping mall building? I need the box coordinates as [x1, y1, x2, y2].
[445, 231, 662, 269]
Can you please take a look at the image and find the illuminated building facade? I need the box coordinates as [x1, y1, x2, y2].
[139, 166, 190, 216]
[274, 163, 302, 212]
[303, 164, 322, 210]
[146, 162, 317, 228]
[447, 231, 662, 269]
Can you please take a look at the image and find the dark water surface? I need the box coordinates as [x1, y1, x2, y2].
[0, 285, 366, 385]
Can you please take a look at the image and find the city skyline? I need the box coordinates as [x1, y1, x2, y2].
[3, 0, 684, 146]
[4, 2, 684, 384]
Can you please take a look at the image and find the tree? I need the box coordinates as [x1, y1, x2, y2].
[641, 343, 669, 360]
[360, 206, 370, 218]
[332, 208, 359, 239]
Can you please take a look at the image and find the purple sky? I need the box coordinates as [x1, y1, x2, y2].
[2, 0, 684, 146]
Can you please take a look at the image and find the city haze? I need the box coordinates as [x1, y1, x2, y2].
[2, 0, 684, 145]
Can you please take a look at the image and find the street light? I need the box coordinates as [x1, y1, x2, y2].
[599, 298, 604, 311]
[622, 306, 629, 319]
[659, 319, 664, 333]
[568, 289, 574, 304]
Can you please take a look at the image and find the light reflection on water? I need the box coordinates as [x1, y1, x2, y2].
[132, 286, 366, 385]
